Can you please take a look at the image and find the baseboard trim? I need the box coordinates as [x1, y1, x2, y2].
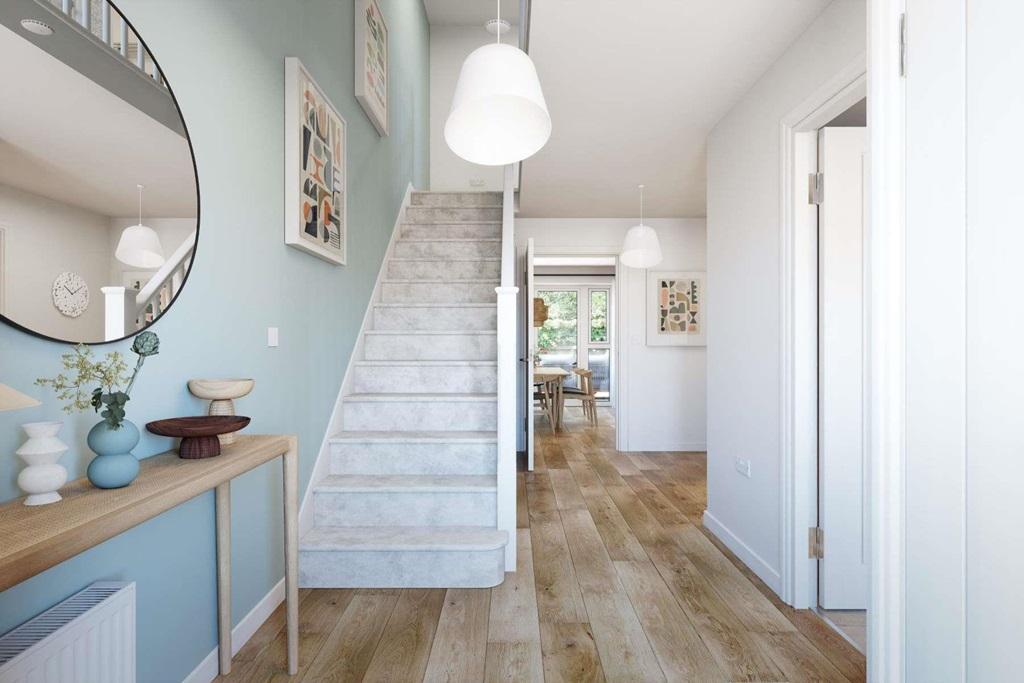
[182, 578, 285, 683]
[620, 441, 707, 453]
[702, 509, 782, 595]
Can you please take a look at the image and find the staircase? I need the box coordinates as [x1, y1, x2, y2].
[299, 191, 509, 588]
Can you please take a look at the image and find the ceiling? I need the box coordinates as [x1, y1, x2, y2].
[423, 0, 519, 26]
[519, 0, 832, 217]
[0, 24, 195, 217]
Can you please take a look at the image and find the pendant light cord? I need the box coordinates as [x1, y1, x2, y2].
[496, 0, 501, 44]
[639, 184, 645, 225]
[137, 184, 144, 225]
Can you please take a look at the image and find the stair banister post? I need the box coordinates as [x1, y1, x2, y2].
[495, 162, 518, 569]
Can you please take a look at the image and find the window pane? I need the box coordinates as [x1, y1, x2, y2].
[537, 290, 578, 388]
[588, 349, 611, 398]
[590, 290, 608, 342]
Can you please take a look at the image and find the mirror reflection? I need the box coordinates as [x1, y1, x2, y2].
[0, 0, 197, 344]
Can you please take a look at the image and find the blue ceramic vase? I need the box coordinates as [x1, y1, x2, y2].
[86, 419, 140, 489]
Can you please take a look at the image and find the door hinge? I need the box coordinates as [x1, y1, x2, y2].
[808, 173, 824, 206]
[808, 527, 824, 559]
[899, 13, 907, 77]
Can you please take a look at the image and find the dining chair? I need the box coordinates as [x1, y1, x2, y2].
[568, 368, 598, 426]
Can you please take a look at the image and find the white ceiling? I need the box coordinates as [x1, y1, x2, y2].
[0, 24, 195, 218]
[424, 0, 518, 26]
[519, 0, 832, 217]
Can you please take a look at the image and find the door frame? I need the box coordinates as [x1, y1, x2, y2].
[780, 1, 909, 678]
[779, 56, 866, 613]
[531, 245, 627, 450]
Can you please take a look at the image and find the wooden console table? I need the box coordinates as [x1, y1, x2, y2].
[0, 434, 299, 676]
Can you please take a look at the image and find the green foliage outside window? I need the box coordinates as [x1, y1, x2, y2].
[590, 290, 608, 342]
[536, 290, 577, 351]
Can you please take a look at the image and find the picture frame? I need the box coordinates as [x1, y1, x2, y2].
[284, 57, 347, 265]
[647, 271, 706, 346]
[354, 0, 389, 136]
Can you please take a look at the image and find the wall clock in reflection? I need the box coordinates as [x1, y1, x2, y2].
[52, 272, 90, 318]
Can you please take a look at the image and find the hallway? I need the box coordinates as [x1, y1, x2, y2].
[216, 410, 864, 681]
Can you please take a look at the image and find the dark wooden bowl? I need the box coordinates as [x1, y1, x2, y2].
[146, 416, 251, 459]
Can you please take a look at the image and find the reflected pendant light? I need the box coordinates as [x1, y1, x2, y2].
[116, 184, 165, 269]
[444, 0, 551, 166]
[619, 184, 663, 268]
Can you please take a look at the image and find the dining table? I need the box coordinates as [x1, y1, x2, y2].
[534, 366, 570, 430]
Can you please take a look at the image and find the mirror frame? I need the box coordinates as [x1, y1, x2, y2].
[0, 0, 200, 346]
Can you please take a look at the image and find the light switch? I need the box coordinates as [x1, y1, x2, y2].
[267, 327, 279, 347]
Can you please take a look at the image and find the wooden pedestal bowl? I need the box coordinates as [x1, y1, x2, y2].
[146, 416, 251, 459]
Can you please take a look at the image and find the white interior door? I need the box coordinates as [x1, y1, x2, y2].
[818, 126, 868, 609]
[525, 238, 536, 470]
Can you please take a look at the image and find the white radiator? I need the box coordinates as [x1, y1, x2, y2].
[0, 582, 135, 683]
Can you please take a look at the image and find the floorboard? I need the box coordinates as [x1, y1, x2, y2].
[215, 408, 865, 682]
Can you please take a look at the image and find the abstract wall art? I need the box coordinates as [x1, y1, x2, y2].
[355, 0, 388, 136]
[647, 271, 706, 346]
[284, 57, 347, 265]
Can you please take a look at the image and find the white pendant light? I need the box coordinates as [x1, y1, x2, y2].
[620, 185, 663, 268]
[444, 0, 551, 166]
[116, 184, 165, 269]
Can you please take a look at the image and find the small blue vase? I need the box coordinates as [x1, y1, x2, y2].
[86, 419, 140, 489]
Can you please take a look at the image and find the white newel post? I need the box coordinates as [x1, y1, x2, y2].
[495, 285, 518, 569]
[101, 286, 126, 341]
[496, 162, 518, 569]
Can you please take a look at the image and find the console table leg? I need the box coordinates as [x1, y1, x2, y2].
[283, 439, 299, 675]
[216, 481, 231, 675]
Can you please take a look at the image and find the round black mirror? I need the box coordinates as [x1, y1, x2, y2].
[0, 0, 197, 344]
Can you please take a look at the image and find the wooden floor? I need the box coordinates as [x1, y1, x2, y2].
[217, 409, 866, 682]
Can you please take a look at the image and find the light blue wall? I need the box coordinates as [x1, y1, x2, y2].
[0, 2, 429, 681]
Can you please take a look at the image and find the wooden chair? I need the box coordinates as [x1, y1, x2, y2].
[533, 381, 556, 432]
[569, 368, 598, 426]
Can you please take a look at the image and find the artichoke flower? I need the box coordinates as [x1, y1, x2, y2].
[132, 331, 160, 357]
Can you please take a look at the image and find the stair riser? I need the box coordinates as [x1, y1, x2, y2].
[382, 282, 497, 304]
[351, 365, 497, 394]
[410, 192, 502, 207]
[394, 241, 500, 258]
[402, 223, 500, 239]
[364, 333, 496, 361]
[406, 206, 501, 222]
[388, 259, 500, 280]
[300, 547, 504, 588]
[373, 305, 496, 331]
[343, 400, 497, 431]
[330, 442, 497, 475]
[314, 491, 496, 526]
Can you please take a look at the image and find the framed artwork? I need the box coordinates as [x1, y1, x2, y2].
[647, 271, 706, 346]
[354, 0, 388, 136]
[284, 57, 347, 265]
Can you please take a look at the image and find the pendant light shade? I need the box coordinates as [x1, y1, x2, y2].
[444, 42, 551, 166]
[620, 224, 663, 268]
[619, 184, 663, 268]
[116, 185, 164, 269]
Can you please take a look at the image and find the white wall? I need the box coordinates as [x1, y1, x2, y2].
[516, 218, 706, 452]
[704, 0, 865, 592]
[0, 184, 111, 340]
[429, 25, 518, 191]
[902, 1, 1024, 679]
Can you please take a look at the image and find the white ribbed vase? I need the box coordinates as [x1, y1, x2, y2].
[16, 421, 69, 506]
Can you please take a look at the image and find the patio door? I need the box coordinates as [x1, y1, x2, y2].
[535, 285, 613, 403]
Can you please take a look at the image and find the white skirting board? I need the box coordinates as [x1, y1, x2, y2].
[702, 509, 782, 594]
[298, 183, 415, 539]
[182, 578, 284, 683]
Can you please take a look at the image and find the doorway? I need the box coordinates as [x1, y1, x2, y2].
[779, 61, 868, 651]
[522, 245, 620, 469]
